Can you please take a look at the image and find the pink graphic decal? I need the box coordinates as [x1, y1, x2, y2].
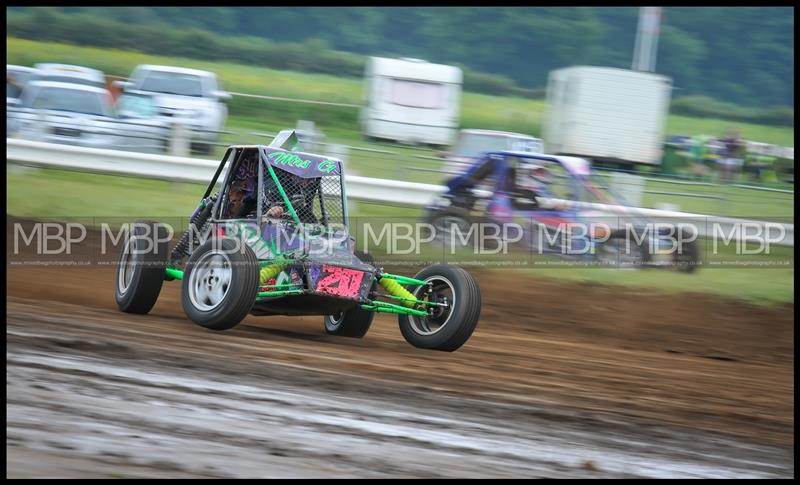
[316, 265, 365, 298]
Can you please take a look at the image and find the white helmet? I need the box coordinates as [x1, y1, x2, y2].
[526, 163, 552, 185]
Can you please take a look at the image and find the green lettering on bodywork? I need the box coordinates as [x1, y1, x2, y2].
[317, 159, 338, 173]
[268, 151, 311, 169]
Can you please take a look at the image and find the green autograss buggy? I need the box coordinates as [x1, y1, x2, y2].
[115, 130, 481, 351]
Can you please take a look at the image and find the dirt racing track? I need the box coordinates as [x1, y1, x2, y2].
[6, 219, 795, 478]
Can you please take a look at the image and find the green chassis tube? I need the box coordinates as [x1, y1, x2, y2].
[165, 267, 184, 280]
[361, 301, 429, 317]
[163, 267, 434, 317]
[379, 273, 428, 286]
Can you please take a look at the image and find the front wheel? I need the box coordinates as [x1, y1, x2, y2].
[181, 237, 259, 331]
[398, 265, 481, 352]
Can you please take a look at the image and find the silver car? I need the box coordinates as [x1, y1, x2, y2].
[442, 129, 544, 175]
[115, 65, 231, 155]
[32, 63, 106, 88]
[8, 81, 171, 154]
[7, 65, 38, 135]
[7, 65, 38, 101]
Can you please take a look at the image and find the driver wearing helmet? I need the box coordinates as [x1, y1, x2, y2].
[226, 150, 260, 218]
[261, 170, 320, 224]
[513, 162, 565, 210]
[226, 149, 321, 224]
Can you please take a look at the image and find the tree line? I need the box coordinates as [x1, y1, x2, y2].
[7, 7, 794, 126]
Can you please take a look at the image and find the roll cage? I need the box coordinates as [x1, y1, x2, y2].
[201, 131, 348, 231]
[445, 151, 619, 206]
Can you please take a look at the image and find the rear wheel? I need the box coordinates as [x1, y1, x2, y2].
[596, 229, 652, 269]
[398, 265, 481, 352]
[427, 207, 475, 248]
[181, 238, 259, 331]
[115, 220, 170, 314]
[673, 230, 701, 273]
[324, 308, 375, 338]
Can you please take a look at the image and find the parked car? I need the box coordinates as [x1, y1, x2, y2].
[9, 81, 171, 153]
[442, 129, 543, 175]
[7, 65, 38, 135]
[32, 63, 106, 88]
[7, 65, 38, 101]
[114, 65, 231, 155]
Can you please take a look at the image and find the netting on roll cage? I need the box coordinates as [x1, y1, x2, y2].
[261, 163, 346, 229]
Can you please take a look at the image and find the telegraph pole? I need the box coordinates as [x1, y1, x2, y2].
[632, 6, 662, 72]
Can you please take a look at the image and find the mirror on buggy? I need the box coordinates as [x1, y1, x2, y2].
[269, 129, 303, 152]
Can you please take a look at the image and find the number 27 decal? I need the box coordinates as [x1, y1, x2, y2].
[316, 265, 365, 298]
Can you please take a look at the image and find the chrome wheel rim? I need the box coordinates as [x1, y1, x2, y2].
[118, 237, 135, 294]
[327, 313, 344, 329]
[408, 276, 455, 336]
[188, 251, 233, 311]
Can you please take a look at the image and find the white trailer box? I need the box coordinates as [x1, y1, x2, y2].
[543, 66, 672, 166]
[360, 57, 462, 146]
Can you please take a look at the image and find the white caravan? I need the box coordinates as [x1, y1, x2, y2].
[360, 57, 462, 146]
[543, 66, 672, 167]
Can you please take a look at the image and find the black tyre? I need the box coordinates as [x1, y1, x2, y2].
[181, 237, 259, 331]
[191, 141, 215, 156]
[427, 207, 475, 247]
[324, 308, 375, 338]
[115, 220, 170, 314]
[323, 249, 376, 338]
[673, 231, 701, 273]
[596, 229, 652, 269]
[398, 264, 481, 352]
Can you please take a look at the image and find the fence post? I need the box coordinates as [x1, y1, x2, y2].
[610, 172, 645, 207]
[169, 122, 190, 157]
[296, 119, 315, 134]
[327, 143, 350, 166]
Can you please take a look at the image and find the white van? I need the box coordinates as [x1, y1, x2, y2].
[543, 66, 672, 167]
[360, 57, 462, 146]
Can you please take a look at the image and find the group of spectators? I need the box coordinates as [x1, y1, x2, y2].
[676, 128, 776, 183]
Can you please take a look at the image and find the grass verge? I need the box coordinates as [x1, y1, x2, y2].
[7, 165, 793, 305]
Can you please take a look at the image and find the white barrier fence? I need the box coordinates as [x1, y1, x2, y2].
[7, 138, 793, 246]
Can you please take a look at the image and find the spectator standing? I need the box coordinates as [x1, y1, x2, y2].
[717, 128, 746, 183]
[106, 75, 124, 103]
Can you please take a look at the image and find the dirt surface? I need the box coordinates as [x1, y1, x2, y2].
[6, 218, 795, 478]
